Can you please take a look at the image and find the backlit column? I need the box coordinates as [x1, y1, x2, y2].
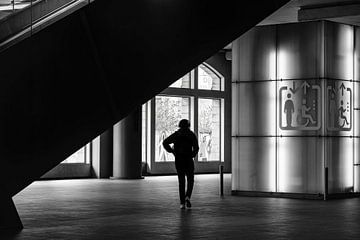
[112, 106, 142, 179]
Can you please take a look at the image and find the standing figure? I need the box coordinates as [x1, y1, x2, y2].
[163, 119, 199, 209]
[284, 93, 294, 128]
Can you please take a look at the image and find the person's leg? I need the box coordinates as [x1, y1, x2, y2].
[177, 168, 186, 205]
[185, 162, 195, 199]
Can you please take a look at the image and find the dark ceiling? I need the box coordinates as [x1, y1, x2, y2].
[259, 0, 360, 26]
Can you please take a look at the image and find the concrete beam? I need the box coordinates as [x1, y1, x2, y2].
[299, 3, 360, 21]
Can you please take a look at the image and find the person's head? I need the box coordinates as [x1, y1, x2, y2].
[178, 119, 190, 129]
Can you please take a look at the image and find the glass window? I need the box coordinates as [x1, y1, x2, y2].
[62, 147, 85, 163]
[155, 96, 190, 162]
[85, 143, 91, 164]
[142, 104, 147, 163]
[198, 64, 221, 90]
[198, 98, 221, 161]
[169, 73, 191, 88]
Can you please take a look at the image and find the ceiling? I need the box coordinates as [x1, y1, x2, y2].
[224, 0, 360, 50]
[259, 0, 360, 26]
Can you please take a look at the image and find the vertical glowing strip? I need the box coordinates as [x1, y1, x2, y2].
[269, 50, 276, 81]
[277, 48, 289, 192]
[277, 139, 287, 192]
[277, 49, 287, 80]
[344, 26, 354, 80]
[269, 47, 277, 192]
[355, 44, 358, 81]
[343, 138, 354, 189]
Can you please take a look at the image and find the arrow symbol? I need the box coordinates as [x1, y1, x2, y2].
[289, 81, 297, 94]
[301, 81, 310, 95]
[340, 83, 346, 96]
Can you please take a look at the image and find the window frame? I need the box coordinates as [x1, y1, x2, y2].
[142, 63, 227, 172]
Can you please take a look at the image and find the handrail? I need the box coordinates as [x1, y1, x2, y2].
[0, 0, 93, 52]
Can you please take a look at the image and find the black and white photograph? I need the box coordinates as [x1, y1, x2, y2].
[1, 0, 360, 239]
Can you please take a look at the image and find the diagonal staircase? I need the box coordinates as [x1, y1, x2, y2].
[0, 0, 290, 230]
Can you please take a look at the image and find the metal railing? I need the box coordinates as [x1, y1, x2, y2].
[0, 0, 94, 51]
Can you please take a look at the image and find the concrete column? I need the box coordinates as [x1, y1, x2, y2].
[99, 129, 113, 178]
[91, 129, 113, 179]
[112, 107, 142, 179]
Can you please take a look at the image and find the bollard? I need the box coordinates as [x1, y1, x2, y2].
[219, 165, 224, 196]
[324, 167, 328, 201]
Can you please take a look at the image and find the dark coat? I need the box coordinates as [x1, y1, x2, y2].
[162, 128, 199, 162]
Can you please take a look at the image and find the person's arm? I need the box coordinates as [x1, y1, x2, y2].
[192, 133, 199, 158]
[162, 133, 175, 154]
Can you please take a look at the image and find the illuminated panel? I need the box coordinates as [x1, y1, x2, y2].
[278, 137, 324, 194]
[239, 82, 276, 136]
[238, 26, 276, 81]
[327, 137, 354, 193]
[277, 22, 322, 80]
[355, 27, 360, 81]
[269, 50, 276, 80]
[356, 138, 360, 165]
[238, 137, 276, 192]
[355, 166, 360, 193]
[277, 79, 322, 136]
[325, 22, 354, 80]
[354, 82, 360, 137]
[325, 79, 353, 136]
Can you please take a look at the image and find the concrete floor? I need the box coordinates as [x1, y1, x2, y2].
[1, 174, 360, 239]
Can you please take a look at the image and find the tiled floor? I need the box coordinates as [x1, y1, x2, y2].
[1, 174, 360, 239]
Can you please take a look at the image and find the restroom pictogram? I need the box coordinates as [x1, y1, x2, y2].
[327, 82, 352, 131]
[279, 81, 321, 131]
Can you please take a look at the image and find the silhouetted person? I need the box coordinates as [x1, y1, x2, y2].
[163, 119, 199, 209]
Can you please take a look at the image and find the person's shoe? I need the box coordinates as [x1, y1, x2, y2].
[180, 204, 185, 209]
[185, 197, 191, 208]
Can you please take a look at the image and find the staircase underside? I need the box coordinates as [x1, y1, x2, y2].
[0, 0, 289, 198]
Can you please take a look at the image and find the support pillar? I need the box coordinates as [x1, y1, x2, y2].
[99, 129, 113, 178]
[112, 107, 143, 179]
